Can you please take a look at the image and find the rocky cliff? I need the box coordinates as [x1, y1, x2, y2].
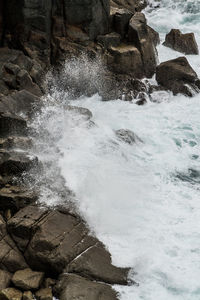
[0, 0, 199, 299]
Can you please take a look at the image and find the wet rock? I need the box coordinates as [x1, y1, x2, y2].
[7, 205, 49, 252]
[22, 291, 34, 300]
[0, 151, 38, 176]
[115, 129, 142, 144]
[65, 106, 93, 121]
[97, 32, 121, 49]
[56, 273, 118, 300]
[128, 12, 158, 77]
[12, 268, 44, 291]
[0, 270, 12, 290]
[107, 44, 144, 77]
[66, 243, 130, 285]
[0, 137, 33, 151]
[0, 186, 38, 213]
[8, 205, 129, 283]
[110, 7, 133, 39]
[156, 56, 200, 96]
[0, 112, 27, 137]
[0, 215, 28, 273]
[163, 29, 199, 55]
[0, 90, 41, 117]
[0, 288, 22, 300]
[35, 288, 53, 300]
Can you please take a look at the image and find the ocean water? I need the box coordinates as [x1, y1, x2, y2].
[31, 1, 200, 299]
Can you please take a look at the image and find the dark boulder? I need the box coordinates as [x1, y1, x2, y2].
[115, 129, 142, 144]
[0, 113, 27, 137]
[163, 29, 199, 55]
[156, 56, 200, 96]
[128, 13, 158, 77]
[56, 274, 118, 300]
[110, 7, 133, 39]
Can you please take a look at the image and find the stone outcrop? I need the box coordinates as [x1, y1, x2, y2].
[128, 12, 158, 77]
[163, 29, 199, 55]
[12, 269, 44, 291]
[110, 0, 147, 13]
[56, 274, 118, 300]
[156, 57, 200, 96]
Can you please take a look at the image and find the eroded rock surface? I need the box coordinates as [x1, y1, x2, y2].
[156, 56, 200, 96]
[163, 29, 199, 55]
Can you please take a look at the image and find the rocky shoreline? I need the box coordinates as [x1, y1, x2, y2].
[0, 0, 199, 299]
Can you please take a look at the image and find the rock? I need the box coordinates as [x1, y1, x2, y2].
[7, 205, 49, 252]
[128, 12, 158, 77]
[43, 278, 56, 289]
[0, 215, 28, 273]
[65, 106, 93, 121]
[8, 206, 129, 284]
[0, 137, 33, 151]
[0, 186, 37, 213]
[97, 32, 121, 49]
[0, 288, 22, 300]
[110, 7, 133, 39]
[0, 151, 38, 176]
[163, 29, 199, 55]
[35, 288, 53, 300]
[107, 44, 144, 77]
[56, 274, 118, 300]
[110, 0, 147, 13]
[0, 90, 41, 117]
[63, 0, 110, 40]
[148, 26, 160, 47]
[0, 112, 27, 137]
[115, 129, 142, 144]
[12, 268, 44, 291]
[22, 291, 34, 300]
[66, 243, 130, 285]
[0, 270, 12, 290]
[156, 56, 200, 96]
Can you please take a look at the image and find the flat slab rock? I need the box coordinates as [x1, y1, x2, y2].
[56, 274, 118, 300]
[8, 205, 130, 284]
[12, 268, 44, 291]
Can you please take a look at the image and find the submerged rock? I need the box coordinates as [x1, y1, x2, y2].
[156, 56, 200, 96]
[115, 129, 142, 144]
[163, 29, 199, 55]
[12, 268, 44, 291]
[56, 274, 118, 300]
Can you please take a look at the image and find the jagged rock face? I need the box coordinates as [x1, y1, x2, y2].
[163, 29, 199, 55]
[156, 56, 200, 96]
[64, 0, 110, 40]
[128, 12, 158, 77]
[0, 270, 11, 290]
[0, 288, 23, 300]
[12, 269, 44, 291]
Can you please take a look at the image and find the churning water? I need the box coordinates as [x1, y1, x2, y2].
[32, 1, 200, 299]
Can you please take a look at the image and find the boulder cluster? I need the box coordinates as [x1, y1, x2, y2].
[0, 0, 200, 299]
